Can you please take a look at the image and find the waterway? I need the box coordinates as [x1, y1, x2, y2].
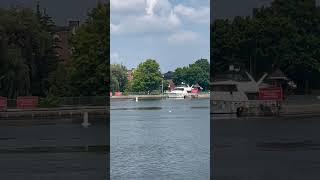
[111, 99, 210, 180]
[212, 116, 320, 180]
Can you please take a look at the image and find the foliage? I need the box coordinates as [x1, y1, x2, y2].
[129, 59, 162, 93]
[110, 64, 128, 92]
[211, 0, 320, 91]
[0, 3, 57, 98]
[68, 2, 109, 96]
[38, 94, 60, 108]
[48, 64, 72, 97]
[173, 59, 210, 90]
[163, 80, 169, 91]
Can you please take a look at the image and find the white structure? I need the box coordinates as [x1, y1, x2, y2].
[211, 66, 268, 114]
[166, 83, 193, 98]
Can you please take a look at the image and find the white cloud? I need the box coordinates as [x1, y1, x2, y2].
[111, 0, 208, 36]
[146, 0, 172, 16]
[111, 0, 145, 13]
[111, 12, 180, 35]
[174, 4, 210, 24]
[146, 0, 157, 15]
[111, 0, 180, 35]
[167, 31, 200, 44]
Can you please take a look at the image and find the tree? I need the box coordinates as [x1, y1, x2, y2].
[0, 49, 30, 98]
[68, 2, 109, 96]
[0, 5, 58, 98]
[211, 0, 320, 93]
[130, 59, 162, 93]
[172, 67, 188, 86]
[173, 59, 210, 90]
[110, 64, 128, 92]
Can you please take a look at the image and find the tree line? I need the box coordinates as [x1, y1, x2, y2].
[211, 0, 320, 93]
[111, 58, 209, 94]
[0, 2, 109, 99]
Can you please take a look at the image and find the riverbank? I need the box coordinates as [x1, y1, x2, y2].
[0, 106, 109, 121]
[110, 93, 210, 100]
[111, 95, 167, 100]
[211, 104, 320, 119]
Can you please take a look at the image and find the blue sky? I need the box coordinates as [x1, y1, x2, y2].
[111, 0, 210, 73]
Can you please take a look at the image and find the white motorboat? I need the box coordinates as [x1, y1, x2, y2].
[166, 83, 192, 98]
[211, 68, 268, 114]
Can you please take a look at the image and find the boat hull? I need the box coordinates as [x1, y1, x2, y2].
[167, 93, 185, 99]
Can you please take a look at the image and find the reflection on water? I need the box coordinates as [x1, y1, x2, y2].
[257, 141, 320, 151]
[111, 99, 210, 180]
[0, 145, 109, 154]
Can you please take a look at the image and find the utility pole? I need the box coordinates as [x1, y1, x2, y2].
[162, 75, 164, 95]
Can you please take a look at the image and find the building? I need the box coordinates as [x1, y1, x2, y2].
[53, 20, 80, 63]
[162, 71, 175, 91]
[163, 71, 174, 80]
[127, 68, 134, 81]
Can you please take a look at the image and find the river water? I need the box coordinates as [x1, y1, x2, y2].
[110, 99, 210, 180]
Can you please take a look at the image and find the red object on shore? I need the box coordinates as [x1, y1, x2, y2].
[17, 96, 39, 109]
[114, 92, 123, 96]
[110, 92, 113, 97]
[191, 88, 199, 94]
[0, 97, 7, 109]
[259, 87, 283, 101]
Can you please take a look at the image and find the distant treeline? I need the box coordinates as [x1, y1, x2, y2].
[0, 2, 109, 100]
[211, 0, 320, 92]
[111, 58, 209, 94]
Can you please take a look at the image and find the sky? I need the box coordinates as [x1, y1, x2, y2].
[110, 0, 210, 73]
[0, 0, 100, 25]
[2, 0, 319, 72]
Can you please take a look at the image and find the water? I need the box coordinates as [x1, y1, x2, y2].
[111, 99, 210, 180]
[212, 116, 320, 179]
[0, 120, 108, 180]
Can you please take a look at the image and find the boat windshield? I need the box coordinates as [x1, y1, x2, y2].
[174, 88, 184, 91]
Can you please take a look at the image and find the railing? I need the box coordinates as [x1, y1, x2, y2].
[5, 96, 109, 109]
[58, 96, 109, 106]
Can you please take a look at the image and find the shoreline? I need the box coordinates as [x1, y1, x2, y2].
[0, 106, 109, 122]
[110, 94, 210, 100]
[2, 98, 320, 121]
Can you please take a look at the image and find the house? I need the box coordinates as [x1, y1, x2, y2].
[127, 68, 134, 81]
[163, 71, 174, 80]
[162, 71, 175, 92]
[53, 20, 80, 63]
[167, 80, 176, 92]
[191, 83, 203, 94]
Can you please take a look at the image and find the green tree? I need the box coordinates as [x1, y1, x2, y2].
[110, 64, 128, 92]
[68, 2, 109, 96]
[130, 59, 162, 93]
[172, 67, 188, 85]
[211, 0, 320, 93]
[0, 49, 30, 98]
[173, 59, 210, 90]
[0, 5, 58, 98]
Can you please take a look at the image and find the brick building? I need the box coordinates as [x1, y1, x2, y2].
[53, 20, 79, 63]
[127, 69, 135, 81]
